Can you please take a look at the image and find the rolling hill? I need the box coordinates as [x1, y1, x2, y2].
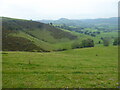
[2, 17, 78, 52]
[40, 17, 118, 26]
[39, 17, 118, 32]
[3, 17, 117, 52]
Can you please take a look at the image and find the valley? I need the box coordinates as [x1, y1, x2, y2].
[2, 17, 119, 88]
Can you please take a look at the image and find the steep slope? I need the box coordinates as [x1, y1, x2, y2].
[2, 17, 78, 51]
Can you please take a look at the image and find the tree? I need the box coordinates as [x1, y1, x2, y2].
[82, 38, 94, 47]
[71, 39, 94, 49]
[71, 42, 82, 49]
[98, 41, 101, 44]
[102, 38, 110, 46]
[113, 37, 120, 45]
[91, 33, 96, 37]
[50, 22, 53, 25]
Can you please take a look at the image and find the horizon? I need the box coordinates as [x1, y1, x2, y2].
[1, 0, 118, 20]
[2, 16, 118, 21]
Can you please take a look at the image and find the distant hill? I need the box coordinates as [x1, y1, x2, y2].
[80, 17, 118, 26]
[39, 17, 118, 30]
[40, 18, 83, 26]
[2, 17, 78, 52]
[40, 17, 118, 25]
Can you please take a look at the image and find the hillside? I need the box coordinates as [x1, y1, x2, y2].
[40, 17, 118, 44]
[2, 17, 78, 51]
[3, 17, 117, 52]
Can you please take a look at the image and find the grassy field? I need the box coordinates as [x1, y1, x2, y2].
[2, 46, 118, 88]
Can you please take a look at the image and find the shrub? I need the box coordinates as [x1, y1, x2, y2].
[71, 42, 81, 49]
[72, 38, 94, 49]
[102, 37, 110, 46]
[113, 37, 120, 45]
[82, 38, 94, 47]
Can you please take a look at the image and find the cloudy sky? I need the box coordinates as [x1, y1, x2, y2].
[1, 0, 119, 20]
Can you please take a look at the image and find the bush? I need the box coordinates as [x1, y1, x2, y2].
[113, 37, 120, 45]
[102, 37, 110, 46]
[71, 42, 82, 49]
[72, 38, 94, 49]
[82, 38, 94, 47]
[54, 48, 67, 51]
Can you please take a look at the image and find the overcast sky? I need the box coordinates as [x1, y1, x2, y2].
[1, 0, 119, 20]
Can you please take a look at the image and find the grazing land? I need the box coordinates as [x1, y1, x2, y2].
[2, 46, 118, 88]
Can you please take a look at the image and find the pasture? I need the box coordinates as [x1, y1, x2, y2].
[2, 46, 118, 88]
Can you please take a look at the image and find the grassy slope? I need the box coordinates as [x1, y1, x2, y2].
[2, 17, 78, 51]
[2, 46, 118, 88]
[11, 31, 54, 51]
[10, 27, 95, 50]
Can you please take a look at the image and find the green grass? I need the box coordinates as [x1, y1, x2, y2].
[10, 29, 94, 51]
[2, 46, 118, 88]
[11, 31, 54, 51]
[93, 32, 118, 46]
[97, 32, 118, 38]
[3, 17, 78, 51]
[10, 31, 74, 50]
